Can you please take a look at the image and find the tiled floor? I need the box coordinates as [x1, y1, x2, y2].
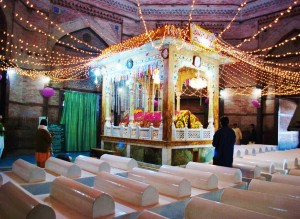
[0, 151, 90, 170]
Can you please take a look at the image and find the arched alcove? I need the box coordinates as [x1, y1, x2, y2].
[53, 27, 109, 55]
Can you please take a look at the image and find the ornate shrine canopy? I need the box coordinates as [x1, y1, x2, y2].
[91, 24, 233, 85]
[91, 24, 300, 96]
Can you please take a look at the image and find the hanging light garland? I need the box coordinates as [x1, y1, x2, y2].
[0, 0, 100, 55]
[135, 0, 195, 50]
[264, 60, 300, 68]
[0, 36, 93, 69]
[248, 32, 300, 54]
[255, 50, 300, 58]
[221, 62, 300, 96]
[182, 0, 196, 41]
[23, 0, 102, 53]
[219, 0, 248, 38]
[14, 13, 98, 55]
[236, 0, 299, 48]
[216, 38, 300, 81]
[0, 0, 299, 90]
[1, 35, 93, 64]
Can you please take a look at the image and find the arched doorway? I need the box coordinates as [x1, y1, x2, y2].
[176, 67, 209, 128]
[51, 27, 109, 149]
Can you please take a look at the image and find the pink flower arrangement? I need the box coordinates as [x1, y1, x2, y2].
[121, 110, 162, 127]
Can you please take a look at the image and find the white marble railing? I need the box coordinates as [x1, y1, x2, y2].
[173, 125, 213, 141]
[105, 123, 213, 141]
[105, 123, 162, 140]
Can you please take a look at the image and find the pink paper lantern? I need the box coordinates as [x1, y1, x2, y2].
[251, 99, 260, 108]
[41, 87, 55, 98]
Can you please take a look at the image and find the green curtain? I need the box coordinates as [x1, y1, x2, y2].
[60, 91, 98, 152]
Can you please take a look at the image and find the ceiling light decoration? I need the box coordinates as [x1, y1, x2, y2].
[189, 72, 207, 90]
[152, 68, 160, 84]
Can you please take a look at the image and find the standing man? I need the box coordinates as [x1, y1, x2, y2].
[232, 123, 243, 145]
[36, 119, 52, 168]
[248, 124, 257, 144]
[212, 116, 236, 167]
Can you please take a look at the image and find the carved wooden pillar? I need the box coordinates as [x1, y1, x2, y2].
[103, 75, 111, 127]
[176, 90, 181, 111]
[149, 77, 154, 112]
[128, 79, 135, 125]
[213, 65, 220, 131]
[144, 78, 149, 112]
[162, 45, 175, 142]
[207, 79, 214, 129]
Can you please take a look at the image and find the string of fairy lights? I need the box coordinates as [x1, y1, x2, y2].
[218, 0, 248, 38]
[135, 0, 195, 50]
[0, 0, 98, 80]
[1, 31, 93, 63]
[256, 50, 300, 58]
[23, 0, 102, 53]
[14, 13, 98, 56]
[220, 61, 300, 96]
[248, 32, 300, 54]
[236, 0, 299, 48]
[0, 0, 299, 96]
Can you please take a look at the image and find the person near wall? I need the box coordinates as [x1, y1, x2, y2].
[212, 116, 236, 167]
[36, 119, 52, 168]
[0, 115, 5, 158]
[248, 124, 257, 144]
[232, 123, 243, 145]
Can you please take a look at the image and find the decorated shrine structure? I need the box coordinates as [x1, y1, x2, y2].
[92, 24, 234, 165]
